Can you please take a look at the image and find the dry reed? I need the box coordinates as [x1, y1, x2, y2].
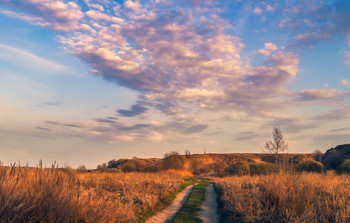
[215, 172, 350, 222]
[0, 164, 190, 223]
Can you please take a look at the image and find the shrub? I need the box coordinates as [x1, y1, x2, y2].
[162, 154, 185, 170]
[189, 159, 203, 174]
[225, 161, 250, 175]
[337, 159, 350, 174]
[143, 165, 159, 173]
[249, 162, 276, 175]
[295, 159, 326, 173]
[122, 163, 137, 172]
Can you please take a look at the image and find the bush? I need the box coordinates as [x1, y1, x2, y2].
[162, 154, 185, 170]
[143, 165, 159, 173]
[295, 160, 326, 173]
[225, 161, 250, 175]
[122, 163, 137, 172]
[249, 162, 276, 175]
[189, 159, 203, 174]
[337, 159, 350, 174]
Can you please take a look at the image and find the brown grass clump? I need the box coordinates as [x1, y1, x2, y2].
[215, 172, 350, 222]
[0, 164, 190, 223]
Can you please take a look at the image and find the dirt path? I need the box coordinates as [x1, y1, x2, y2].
[199, 183, 220, 223]
[146, 185, 194, 223]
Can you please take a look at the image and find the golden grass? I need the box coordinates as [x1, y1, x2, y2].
[0, 165, 191, 223]
[215, 172, 350, 222]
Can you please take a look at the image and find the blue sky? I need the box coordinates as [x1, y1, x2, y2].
[0, 0, 350, 168]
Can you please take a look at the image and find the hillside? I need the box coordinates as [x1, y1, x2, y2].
[103, 153, 315, 174]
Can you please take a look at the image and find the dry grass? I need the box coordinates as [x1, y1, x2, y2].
[0, 164, 191, 223]
[215, 172, 350, 223]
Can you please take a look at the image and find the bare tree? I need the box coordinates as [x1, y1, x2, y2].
[185, 149, 191, 157]
[264, 127, 288, 165]
[312, 149, 324, 162]
[77, 165, 87, 171]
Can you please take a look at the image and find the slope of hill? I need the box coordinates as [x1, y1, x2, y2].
[102, 153, 314, 174]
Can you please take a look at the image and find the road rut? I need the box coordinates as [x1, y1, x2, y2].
[146, 185, 194, 223]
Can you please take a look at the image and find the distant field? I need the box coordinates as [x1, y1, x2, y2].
[215, 172, 350, 222]
[0, 165, 191, 222]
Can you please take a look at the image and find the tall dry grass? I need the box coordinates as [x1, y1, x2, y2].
[215, 172, 350, 222]
[0, 164, 191, 223]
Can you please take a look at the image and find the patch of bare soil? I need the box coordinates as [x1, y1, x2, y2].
[199, 183, 219, 223]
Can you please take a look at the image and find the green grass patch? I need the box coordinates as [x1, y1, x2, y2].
[138, 178, 197, 222]
[173, 181, 209, 223]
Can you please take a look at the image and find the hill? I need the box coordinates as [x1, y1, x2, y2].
[102, 153, 315, 175]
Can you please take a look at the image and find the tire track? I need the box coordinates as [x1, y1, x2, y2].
[146, 185, 194, 223]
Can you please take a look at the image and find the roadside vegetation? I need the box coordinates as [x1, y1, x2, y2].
[0, 163, 191, 223]
[215, 172, 350, 222]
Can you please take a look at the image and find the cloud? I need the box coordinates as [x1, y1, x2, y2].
[343, 51, 350, 66]
[115, 135, 134, 141]
[45, 121, 83, 128]
[0, 44, 67, 72]
[290, 88, 346, 105]
[343, 80, 350, 86]
[235, 132, 260, 141]
[312, 134, 350, 147]
[264, 43, 278, 51]
[119, 124, 151, 131]
[263, 116, 319, 133]
[95, 118, 116, 124]
[266, 5, 275, 12]
[0, 0, 93, 32]
[35, 127, 51, 131]
[253, 7, 263, 15]
[258, 42, 278, 56]
[314, 107, 350, 121]
[280, 0, 350, 48]
[149, 131, 163, 141]
[62, 124, 82, 128]
[329, 127, 350, 133]
[1, 0, 304, 119]
[5, 0, 349, 123]
[117, 104, 149, 117]
[182, 124, 208, 134]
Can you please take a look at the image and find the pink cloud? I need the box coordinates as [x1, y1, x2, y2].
[0, 0, 92, 32]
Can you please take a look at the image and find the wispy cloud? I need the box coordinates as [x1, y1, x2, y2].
[0, 44, 67, 72]
[182, 124, 208, 134]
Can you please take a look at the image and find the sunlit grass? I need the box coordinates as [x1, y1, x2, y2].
[215, 172, 350, 222]
[0, 164, 192, 222]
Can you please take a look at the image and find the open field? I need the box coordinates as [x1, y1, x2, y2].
[2, 151, 350, 223]
[215, 172, 350, 222]
[0, 164, 192, 223]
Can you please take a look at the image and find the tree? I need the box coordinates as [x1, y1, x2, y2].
[185, 149, 191, 157]
[264, 127, 288, 165]
[77, 165, 87, 171]
[312, 150, 324, 162]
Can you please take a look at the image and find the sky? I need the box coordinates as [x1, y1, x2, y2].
[0, 0, 350, 168]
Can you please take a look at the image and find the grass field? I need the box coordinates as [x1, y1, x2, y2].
[0, 164, 192, 223]
[3, 160, 350, 223]
[215, 172, 350, 223]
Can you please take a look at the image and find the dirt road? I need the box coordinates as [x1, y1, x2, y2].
[199, 183, 220, 223]
[146, 185, 194, 223]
